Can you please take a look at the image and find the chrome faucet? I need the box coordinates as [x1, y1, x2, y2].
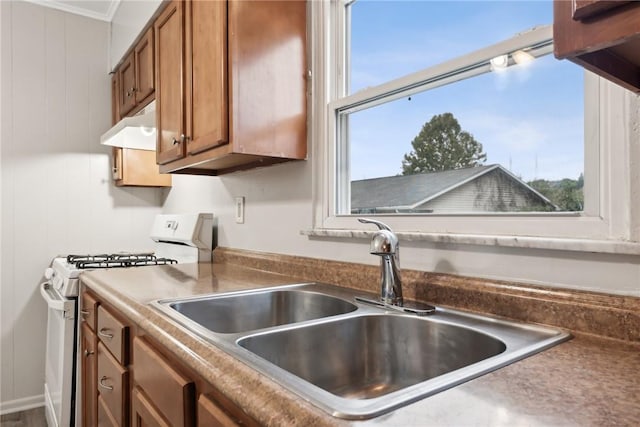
[358, 218, 403, 306]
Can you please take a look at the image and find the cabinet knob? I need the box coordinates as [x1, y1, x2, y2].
[172, 135, 188, 145]
[84, 349, 94, 358]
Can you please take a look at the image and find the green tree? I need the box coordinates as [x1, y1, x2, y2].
[401, 112, 487, 175]
[528, 176, 584, 211]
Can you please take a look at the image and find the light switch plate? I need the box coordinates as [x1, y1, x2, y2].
[235, 197, 245, 224]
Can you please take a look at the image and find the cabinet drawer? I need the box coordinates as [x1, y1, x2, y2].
[80, 292, 99, 331]
[97, 342, 129, 426]
[133, 337, 195, 427]
[97, 305, 129, 364]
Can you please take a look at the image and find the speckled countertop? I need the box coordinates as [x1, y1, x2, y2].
[81, 260, 640, 426]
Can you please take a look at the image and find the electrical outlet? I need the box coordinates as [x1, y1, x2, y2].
[235, 197, 245, 224]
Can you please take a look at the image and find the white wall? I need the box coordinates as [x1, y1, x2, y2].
[0, 1, 164, 412]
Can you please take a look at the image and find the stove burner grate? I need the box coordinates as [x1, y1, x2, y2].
[66, 253, 178, 269]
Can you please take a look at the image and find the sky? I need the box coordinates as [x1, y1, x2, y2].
[347, 0, 585, 183]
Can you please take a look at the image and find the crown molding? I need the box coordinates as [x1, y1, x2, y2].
[22, 0, 121, 22]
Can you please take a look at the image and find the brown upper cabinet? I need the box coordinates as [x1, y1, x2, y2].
[110, 59, 171, 188]
[155, 0, 187, 165]
[155, 0, 307, 175]
[134, 28, 155, 106]
[111, 73, 120, 124]
[112, 147, 172, 187]
[118, 28, 156, 117]
[110, 21, 170, 188]
[118, 52, 136, 116]
[554, 0, 640, 93]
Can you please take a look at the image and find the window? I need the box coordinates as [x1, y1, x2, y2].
[338, 1, 584, 215]
[310, 0, 636, 244]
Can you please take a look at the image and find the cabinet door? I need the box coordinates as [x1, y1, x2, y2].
[197, 394, 237, 427]
[111, 73, 120, 125]
[228, 0, 307, 159]
[135, 28, 155, 106]
[81, 324, 97, 427]
[119, 52, 137, 116]
[131, 387, 171, 427]
[133, 337, 195, 427]
[185, 0, 228, 155]
[155, 0, 186, 165]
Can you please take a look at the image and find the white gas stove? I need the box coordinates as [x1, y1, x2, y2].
[46, 253, 177, 298]
[40, 213, 214, 427]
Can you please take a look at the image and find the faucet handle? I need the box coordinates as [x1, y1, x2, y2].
[357, 218, 393, 232]
[358, 218, 398, 255]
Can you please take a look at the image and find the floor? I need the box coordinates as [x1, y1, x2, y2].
[0, 408, 47, 427]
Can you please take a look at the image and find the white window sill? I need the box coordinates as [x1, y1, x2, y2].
[301, 229, 640, 255]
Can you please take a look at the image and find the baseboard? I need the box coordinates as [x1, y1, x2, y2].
[0, 394, 44, 415]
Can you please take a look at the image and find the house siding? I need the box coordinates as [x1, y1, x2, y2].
[420, 169, 551, 213]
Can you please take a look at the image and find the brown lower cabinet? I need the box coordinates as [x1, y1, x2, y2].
[131, 387, 171, 427]
[97, 341, 129, 425]
[98, 395, 120, 427]
[80, 287, 256, 427]
[197, 395, 238, 427]
[132, 337, 194, 427]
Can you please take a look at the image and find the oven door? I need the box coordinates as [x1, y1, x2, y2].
[40, 283, 77, 427]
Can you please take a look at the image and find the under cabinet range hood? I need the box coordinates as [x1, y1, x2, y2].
[100, 100, 157, 150]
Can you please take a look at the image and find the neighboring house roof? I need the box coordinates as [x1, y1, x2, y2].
[351, 164, 556, 211]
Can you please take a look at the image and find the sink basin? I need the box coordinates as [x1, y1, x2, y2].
[238, 314, 506, 399]
[153, 283, 571, 419]
[165, 287, 357, 333]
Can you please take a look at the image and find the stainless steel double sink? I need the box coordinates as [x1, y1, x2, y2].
[152, 283, 570, 419]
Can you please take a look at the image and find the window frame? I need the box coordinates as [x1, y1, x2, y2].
[310, 0, 638, 246]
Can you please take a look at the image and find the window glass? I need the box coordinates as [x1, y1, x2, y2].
[349, 0, 554, 94]
[341, 0, 585, 215]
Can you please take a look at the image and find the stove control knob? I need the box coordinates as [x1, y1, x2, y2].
[44, 268, 55, 280]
